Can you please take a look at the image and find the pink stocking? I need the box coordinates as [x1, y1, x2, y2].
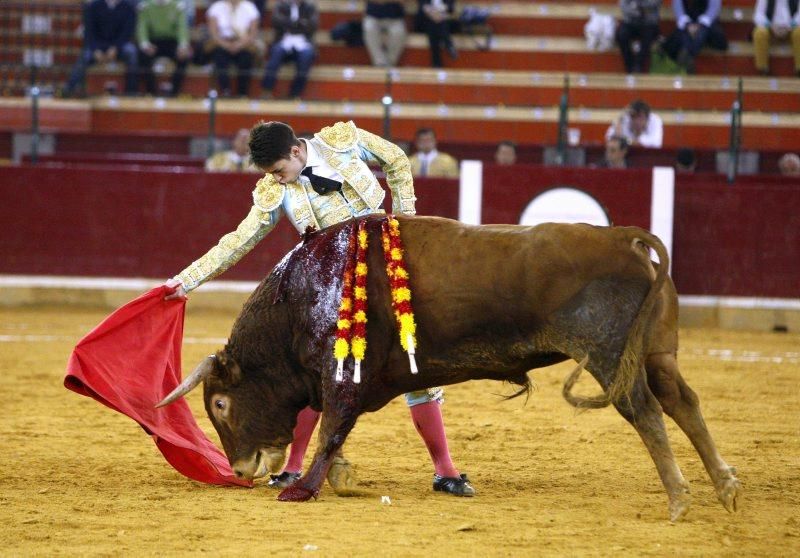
[283, 406, 320, 473]
[409, 401, 460, 478]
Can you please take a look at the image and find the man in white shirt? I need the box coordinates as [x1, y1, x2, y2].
[260, 0, 318, 99]
[206, 0, 261, 97]
[605, 99, 663, 149]
[753, 0, 800, 76]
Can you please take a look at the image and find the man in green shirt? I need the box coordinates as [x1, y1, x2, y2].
[136, 0, 192, 96]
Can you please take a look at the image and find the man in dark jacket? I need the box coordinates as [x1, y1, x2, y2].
[616, 0, 662, 73]
[663, 0, 728, 74]
[64, 0, 139, 97]
[260, 0, 318, 99]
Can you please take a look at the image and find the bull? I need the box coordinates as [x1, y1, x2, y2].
[157, 214, 740, 521]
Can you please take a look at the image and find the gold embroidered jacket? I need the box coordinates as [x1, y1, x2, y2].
[176, 121, 416, 291]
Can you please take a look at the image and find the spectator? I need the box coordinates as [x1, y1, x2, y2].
[136, 0, 192, 97]
[260, 0, 318, 99]
[663, 0, 728, 74]
[752, 0, 800, 76]
[206, 0, 261, 97]
[417, 0, 458, 68]
[675, 147, 697, 172]
[494, 140, 517, 165]
[205, 128, 260, 172]
[63, 0, 139, 97]
[606, 99, 664, 148]
[184, 0, 196, 27]
[596, 135, 630, 168]
[409, 128, 459, 178]
[778, 152, 800, 176]
[616, 0, 662, 73]
[363, 1, 407, 67]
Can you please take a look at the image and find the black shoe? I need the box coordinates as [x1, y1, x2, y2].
[432, 473, 475, 496]
[268, 471, 301, 488]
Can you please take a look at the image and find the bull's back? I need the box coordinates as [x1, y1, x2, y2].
[396, 216, 655, 338]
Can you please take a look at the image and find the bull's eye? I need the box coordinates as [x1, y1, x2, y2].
[215, 399, 225, 410]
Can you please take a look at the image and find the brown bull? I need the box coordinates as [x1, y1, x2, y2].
[157, 215, 740, 521]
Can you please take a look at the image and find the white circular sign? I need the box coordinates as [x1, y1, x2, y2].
[519, 187, 610, 227]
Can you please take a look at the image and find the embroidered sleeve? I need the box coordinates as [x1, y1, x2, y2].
[356, 127, 416, 215]
[175, 204, 281, 292]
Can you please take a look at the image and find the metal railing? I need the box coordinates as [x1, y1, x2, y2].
[727, 78, 743, 183]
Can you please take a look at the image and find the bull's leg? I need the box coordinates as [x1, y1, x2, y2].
[646, 352, 741, 514]
[611, 374, 692, 522]
[278, 386, 360, 502]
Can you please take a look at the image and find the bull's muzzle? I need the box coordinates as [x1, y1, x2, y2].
[232, 447, 286, 480]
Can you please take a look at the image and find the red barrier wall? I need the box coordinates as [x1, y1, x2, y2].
[1, 164, 798, 298]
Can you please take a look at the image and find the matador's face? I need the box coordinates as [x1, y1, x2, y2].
[263, 145, 305, 184]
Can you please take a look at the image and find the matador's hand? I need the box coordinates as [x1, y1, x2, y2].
[164, 278, 187, 301]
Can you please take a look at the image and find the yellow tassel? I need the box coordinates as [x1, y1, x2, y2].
[334, 338, 350, 360]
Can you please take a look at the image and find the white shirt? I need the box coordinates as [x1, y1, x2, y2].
[416, 150, 441, 176]
[302, 139, 344, 183]
[754, 0, 800, 28]
[605, 112, 663, 148]
[207, 0, 260, 40]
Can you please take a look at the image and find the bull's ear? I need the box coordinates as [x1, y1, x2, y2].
[214, 350, 243, 385]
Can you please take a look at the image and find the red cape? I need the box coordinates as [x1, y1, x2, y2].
[64, 286, 251, 487]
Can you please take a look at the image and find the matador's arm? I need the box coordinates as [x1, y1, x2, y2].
[356, 127, 416, 215]
[174, 195, 282, 292]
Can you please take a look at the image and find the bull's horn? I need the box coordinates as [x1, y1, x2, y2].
[155, 355, 215, 408]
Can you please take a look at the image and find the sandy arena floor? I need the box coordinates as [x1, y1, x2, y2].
[1, 304, 798, 557]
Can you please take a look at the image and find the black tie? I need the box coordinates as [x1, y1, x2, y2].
[301, 167, 342, 195]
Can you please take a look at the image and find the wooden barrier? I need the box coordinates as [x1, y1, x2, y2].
[0, 163, 797, 298]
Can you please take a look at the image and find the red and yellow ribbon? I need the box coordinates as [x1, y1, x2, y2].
[350, 219, 369, 383]
[381, 215, 418, 373]
[333, 219, 369, 384]
[334, 215, 418, 382]
[333, 223, 357, 381]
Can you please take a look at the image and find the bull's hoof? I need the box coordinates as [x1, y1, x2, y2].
[668, 489, 691, 523]
[327, 456, 357, 494]
[716, 475, 741, 513]
[277, 484, 317, 502]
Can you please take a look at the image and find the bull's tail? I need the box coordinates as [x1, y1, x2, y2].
[563, 228, 669, 409]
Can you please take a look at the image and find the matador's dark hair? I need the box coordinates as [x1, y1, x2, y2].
[248, 121, 301, 168]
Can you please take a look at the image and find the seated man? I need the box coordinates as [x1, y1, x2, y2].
[494, 140, 518, 165]
[616, 0, 662, 73]
[675, 147, 697, 173]
[605, 99, 663, 148]
[597, 135, 630, 169]
[778, 152, 800, 176]
[136, 0, 192, 97]
[409, 127, 459, 178]
[363, 1, 407, 67]
[417, 0, 458, 68]
[260, 0, 318, 99]
[752, 0, 800, 76]
[63, 0, 139, 97]
[205, 128, 260, 172]
[206, 0, 261, 97]
[663, 0, 728, 74]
